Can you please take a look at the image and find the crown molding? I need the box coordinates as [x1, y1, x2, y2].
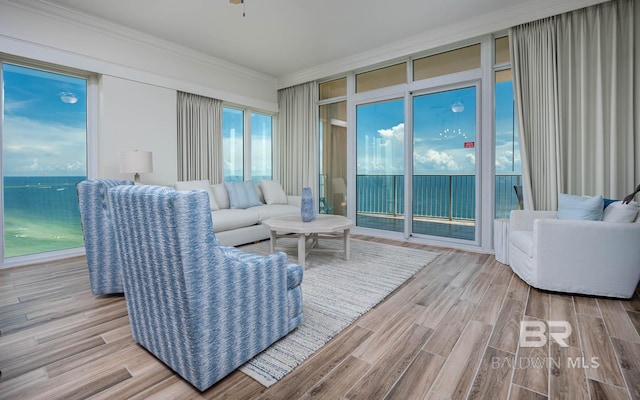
[277, 0, 609, 89]
[2, 0, 278, 87]
[0, 33, 278, 112]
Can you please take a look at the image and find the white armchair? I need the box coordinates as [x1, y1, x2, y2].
[509, 210, 640, 298]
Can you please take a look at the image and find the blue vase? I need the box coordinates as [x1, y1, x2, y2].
[301, 187, 317, 222]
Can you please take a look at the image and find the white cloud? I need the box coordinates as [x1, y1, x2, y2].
[65, 160, 85, 172]
[3, 116, 86, 176]
[495, 144, 522, 173]
[357, 123, 406, 174]
[28, 158, 39, 171]
[3, 99, 34, 115]
[415, 149, 460, 171]
[466, 153, 476, 166]
[377, 123, 404, 142]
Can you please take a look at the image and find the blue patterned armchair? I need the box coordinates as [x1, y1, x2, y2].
[76, 178, 134, 295]
[107, 185, 304, 391]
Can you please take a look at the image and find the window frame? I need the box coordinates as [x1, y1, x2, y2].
[0, 57, 98, 268]
[222, 104, 275, 183]
[316, 34, 519, 253]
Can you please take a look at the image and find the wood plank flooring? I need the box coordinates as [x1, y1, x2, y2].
[1, 235, 639, 399]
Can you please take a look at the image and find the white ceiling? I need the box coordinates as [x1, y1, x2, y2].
[22, 0, 607, 83]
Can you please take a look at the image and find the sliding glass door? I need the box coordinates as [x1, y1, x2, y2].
[412, 86, 478, 241]
[356, 98, 404, 232]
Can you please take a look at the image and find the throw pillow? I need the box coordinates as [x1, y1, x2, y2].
[603, 200, 639, 223]
[175, 180, 219, 211]
[260, 179, 288, 205]
[224, 181, 262, 209]
[557, 193, 603, 221]
[211, 183, 230, 209]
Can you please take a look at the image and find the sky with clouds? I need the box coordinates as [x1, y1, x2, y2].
[2, 64, 87, 177]
[222, 108, 272, 181]
[357, 83, 521, 176]
[2, 64, 518, 180]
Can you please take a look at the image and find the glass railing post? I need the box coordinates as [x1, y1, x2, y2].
[393, 175, 397, 217]
[449, 175, 453, 221]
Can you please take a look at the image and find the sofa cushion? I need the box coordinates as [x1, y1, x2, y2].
[225, 181, 263, 209]
[211, 209, 260, 232]
[211, 183, 230, 209]
[603, 201, 639, 223]
[510, 231, 533, 258]
[248, 204, 300, 222]
[557, 193, 603, 221]
[255, 184, 266, 203]
[260, 179, 288, 205]
[175, 180, 219, 211]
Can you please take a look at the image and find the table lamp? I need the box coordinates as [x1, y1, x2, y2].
[120, 150, 153, 184]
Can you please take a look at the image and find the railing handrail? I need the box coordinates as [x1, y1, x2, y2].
[354, 173, 521, 220]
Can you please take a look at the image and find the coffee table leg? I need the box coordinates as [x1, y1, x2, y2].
[297, 233, 306, 267]
[269, 230, 276, 254]
[344, 228, 351, 260]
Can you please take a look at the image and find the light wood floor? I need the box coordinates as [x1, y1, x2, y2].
[1, 236, 640, 399]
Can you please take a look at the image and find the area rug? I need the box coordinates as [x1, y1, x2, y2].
[237, 238, 440, 387]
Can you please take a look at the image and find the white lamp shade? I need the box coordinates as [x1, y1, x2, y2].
[120, 150, 153, 174]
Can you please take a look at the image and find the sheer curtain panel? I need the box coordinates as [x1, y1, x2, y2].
[510, 0, 636, 210]
[274, 82, 319, 196]
[177, 91, 223, 183]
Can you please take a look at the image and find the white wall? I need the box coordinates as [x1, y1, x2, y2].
[0, 1, 278, 112]
[99, 76, 177, 185]
[0, 1, 281, 186]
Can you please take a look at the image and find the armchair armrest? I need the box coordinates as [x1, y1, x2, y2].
[532, 218, 640, 297]
[187, 247, 297, 372]
[220, 247, 303, 289]
[510, 210, 557, 232]
[534, 218, 640, 257]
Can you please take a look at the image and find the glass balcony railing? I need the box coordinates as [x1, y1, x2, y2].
[354, 174, 522, 222]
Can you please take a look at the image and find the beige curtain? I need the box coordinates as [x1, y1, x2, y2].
[177, 91, 223, 183]
[320, 103, 348, 214]
[274, 82, 319, 196]
[511, 0, 636, 210]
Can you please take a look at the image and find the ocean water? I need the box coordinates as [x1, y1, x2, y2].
[2, 174, 519, 258]
[355, 174, 520, 220]
[3, 176, 86, 258]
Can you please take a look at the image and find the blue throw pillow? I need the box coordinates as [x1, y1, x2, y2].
[224, 181, 262, 209]
[603, 198, 618, 209]
[557, 193, 603, 221]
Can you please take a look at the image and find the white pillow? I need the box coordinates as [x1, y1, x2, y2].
[175, 180, 219, 211]
[260, 179, 288, 205]
[211, 183, 230, 209]
[557, 193, 603, 221]
[603, 201, 639, 223]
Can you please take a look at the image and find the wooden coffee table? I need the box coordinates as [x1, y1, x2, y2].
[262, 214, 354, 267]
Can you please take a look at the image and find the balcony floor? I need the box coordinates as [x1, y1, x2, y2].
[356, 213, 475, 241]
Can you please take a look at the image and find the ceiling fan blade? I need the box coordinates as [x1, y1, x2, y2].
[229, 0, 243, 4]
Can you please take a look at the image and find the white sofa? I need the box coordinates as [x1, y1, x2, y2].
[176, 180, 301, 247]
[508, 209, 640, 298]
